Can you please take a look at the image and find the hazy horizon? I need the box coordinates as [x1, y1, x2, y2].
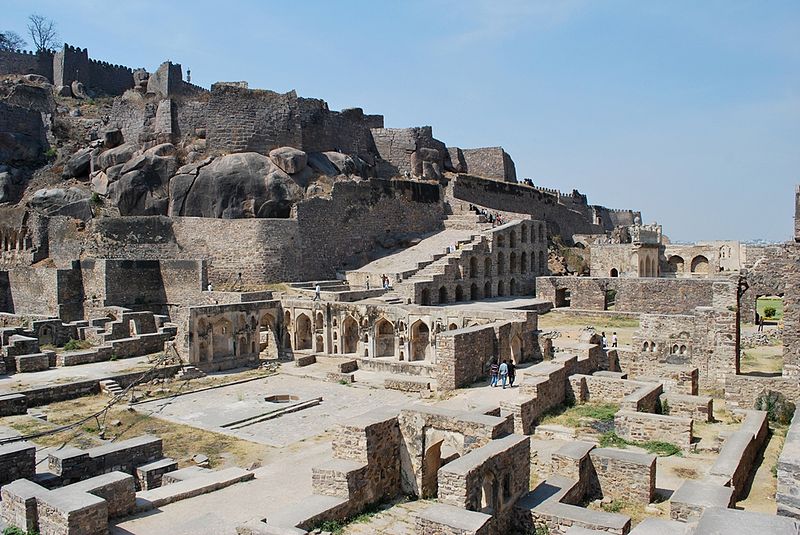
[4, 0, 798, 242]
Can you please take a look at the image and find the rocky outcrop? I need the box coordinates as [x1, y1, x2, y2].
[269, 147, 307, 174]
[29, 187, 92, 220]
[62, 147, 95, 179]
[107, 151, 178, 216]
[168, 152, 304, 218]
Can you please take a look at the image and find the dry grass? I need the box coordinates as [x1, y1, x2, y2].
[741, 345, 784, 374]
[673, 466, 699, 479]
[3, 393, 273, 469]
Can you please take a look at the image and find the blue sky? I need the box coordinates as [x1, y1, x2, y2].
[4, 0, 799, 242]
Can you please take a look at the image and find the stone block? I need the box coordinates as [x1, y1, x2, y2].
[294, 354, 316, 367]
[0, 393, 28, 416]
[669, 480, 733, 522]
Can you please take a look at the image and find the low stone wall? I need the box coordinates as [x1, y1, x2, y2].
[708, 410, 768, 500]
[0, 441, 36, 487]
[48, 435, 163, 484]
[0, 393, 27, 416]
[590, 448, 656, 504]
[670, 480, 733, 522]
[414, 503, 492, 535]
[661, 393, 713, 423]
[614, 410, 693, 450]
[778, 407, 800, 519]
[636, 366, 698, 395]
[438, 434, 530, 533]
[725, 373, 800, 408]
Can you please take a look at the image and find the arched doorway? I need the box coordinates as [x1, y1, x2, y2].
[520, 252, 527, 273]
[497, 253, 505, 275]
[509, 252, 517, 273]
[342, 316, 358, 354]
[509, 230, 516, 248]
[410, 320, 430, 361]
[315, 312, 324, 330]
[258, 313, 278, 358]
[295, 314, 312, 350]
[421, 288, 431, 306]
[509, 279, 516, 295]
[212, 318, 233, 359]
[497, 280, 505, 296]
[484, 257, 492, 277]
[484, 281, 492, 298]
[455, 285, 464, 302]
[691, 255, 709, 274]
[470, 283, 479, 301]
[448, 322, 458, 330]
[668, 255, 684, 274]
[470, 256, 478, 278]
[374, 318, 395, 358]
[610, 268, 618, 277]
[438, 286, 448, 304]
[481, 472, 499, 514]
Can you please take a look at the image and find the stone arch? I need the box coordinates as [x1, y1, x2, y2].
[470, 283, 479, 301]
[538, 225, 545, 242]
[295, 313, 313, 350]
[212, 317, 233, 359]
[509, 230, 517, 248]
[497, 252, 505, 275]
[672, 344, 679, 354]
[374, 318, 395, 358]
[497, 234, 505, 248]
[668, 255, 685, 273]
[484, 280, 492, 298]
[422, 440, 443, 499]
[521, 225, 528, 243]
[258, 312, 277, 358]
[470, 256, 478, 278]
[342, 316, 358, 354]
[509, 251, 517, 273]
[691, 255, 709, 274]
[484, 257, 492, 277]
[438, 286, 448, 304]
[643, 341, 650, 352]
[410, 320, 430, 361]
[497, 280, 505, 296]
[448, 322, 458, 330]
[680, 344, 687, 355]
[610, 268, 619, 277]
[38, 324, 55, 347]
[509, 278, 516, 295]
[421, 288, 431, 306]
[455, 285, 464, 302]
[531, 252, 536, 273]
[520, 252, 527, 273]
[315, 335, 324, 352]
[538, 254, 545, 273]
[481, 471, 499, 514]
[315, 312, 324, 330]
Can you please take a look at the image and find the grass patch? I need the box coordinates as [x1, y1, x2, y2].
[540, 402, 619, 429]
[673, 466, 699, 479]
[598, 432, 682, 457]
[601, 499, 624, 513]
[538, 312, 639, 330]
[62, 338, 93, 351]
[741, 345, 783, 374]
[311, 502, 385, 534]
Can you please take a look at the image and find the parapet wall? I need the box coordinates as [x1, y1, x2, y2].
[0, 49, 53, 79]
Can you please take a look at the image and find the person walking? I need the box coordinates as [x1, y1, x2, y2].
[313, 283, 321, 301]
[499, 360, 509, 389]
[611, 332, 618, 348]
[490, 360, 499, 387]
[601, 331, 607, 349]
[508, 360, 516, 387]
[757, 314, 764, 332]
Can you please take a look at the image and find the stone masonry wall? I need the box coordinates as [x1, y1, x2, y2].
[435, 324, 496, 390]
[0, 49, 53, 79]
[590, 448, 656, 504]
[614, 410, 693, 450]
[460, 147, 516, 182]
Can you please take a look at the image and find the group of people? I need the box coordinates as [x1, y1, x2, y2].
[600, 331, 618, 348]
[468, 204, 505, 227]
[488, 359, 516, 389]
[365, 274, 392, 290]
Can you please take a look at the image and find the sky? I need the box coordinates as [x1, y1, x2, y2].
[3, 0, 799, 242]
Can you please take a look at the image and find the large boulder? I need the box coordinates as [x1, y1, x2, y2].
[269, 147, 307, 175]
[0, 133, 43, 164]
[102, 128, 124, 149]
[106, 152, 178, 216]
[29, 187, 92, 220]
[94, 142, 137, 171]
[0, 167, 25, 203]
[71, 81, 89, 100]
[169, 152, 304, 218]
[62, 147, 95, 179]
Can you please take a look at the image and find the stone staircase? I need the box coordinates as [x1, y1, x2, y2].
[443, 200, 493, 231]
[99, 379, 124, 398]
